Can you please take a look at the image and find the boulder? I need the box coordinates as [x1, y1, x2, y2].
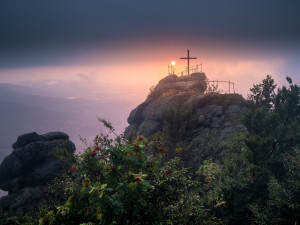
[142, 93, 189, 121]
[127, 100, 151, 124]
[0, 131, 75, 213]
[12, 132, 43, 149]
[42, 132, 69, 141]
[158, 74, 178, 84]
[0, 133, 75, 193]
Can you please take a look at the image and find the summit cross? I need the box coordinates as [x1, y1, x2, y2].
[180, 49, 197, 75]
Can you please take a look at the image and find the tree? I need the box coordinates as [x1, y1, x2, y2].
[33, 124, 218, 225]
[245, 76, 300, 167]
[212, 76, 300, 224]
[248, 75, 277, 110]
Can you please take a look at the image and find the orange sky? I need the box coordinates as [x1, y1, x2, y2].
[0, 38, 298, 155]
[0, 40, 289, 101]
[0, 0, 299, 103]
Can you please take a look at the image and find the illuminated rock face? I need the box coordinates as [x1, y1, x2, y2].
[125, 73, 247, 141]
[153, 73, 207, 98]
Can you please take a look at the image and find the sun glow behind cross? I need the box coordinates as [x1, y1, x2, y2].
[0, 40, 288, 100]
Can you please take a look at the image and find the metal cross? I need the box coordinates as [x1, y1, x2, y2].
[180, 49, 197, 75]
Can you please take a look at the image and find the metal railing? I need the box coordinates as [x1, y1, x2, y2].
[206, 80, 235, 94]
[178, 64, 203, 76]
[168, 64, 203, 76]
[167, 64, 236, 94]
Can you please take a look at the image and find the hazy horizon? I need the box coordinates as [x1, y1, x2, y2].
[1, 0, 300, 198]
[1, 0, 300, 153]
[1, 0, 299, 97]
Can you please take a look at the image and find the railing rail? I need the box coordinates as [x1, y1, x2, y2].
[167, 64, 236, 94]
[206, 80, 235, 94]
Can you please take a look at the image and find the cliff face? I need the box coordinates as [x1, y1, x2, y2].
[125, 73, 247, 167]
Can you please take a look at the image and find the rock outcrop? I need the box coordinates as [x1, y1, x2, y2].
[0, 132, 75, 213]
[125, 73, 246, 139]
[125, 73, 247, 169]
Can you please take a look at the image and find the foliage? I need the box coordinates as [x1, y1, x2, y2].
[245, 76, 300, 168]
[208, 76, 300, 224]
[28, 123, 218, 225]
[162, 106, 198, 149]
[0, 207, 51, 225]
[248, 74, 277, 109]
[147, 86, 155, 99]
[2, 75, 300, 225]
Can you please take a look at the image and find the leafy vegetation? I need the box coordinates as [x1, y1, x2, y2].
[162, 105, 198, 148]
[208, 76, 300, 224]
[0, 125, 221, 224]
[1, 75, 300, 224]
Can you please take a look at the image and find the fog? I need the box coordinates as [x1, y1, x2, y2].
[1, 42, 299, 161]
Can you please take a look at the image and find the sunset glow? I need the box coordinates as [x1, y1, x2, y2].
[0, 0, 300, 202]
[0, 1, 298, 151]
[0, 42, 291, 98]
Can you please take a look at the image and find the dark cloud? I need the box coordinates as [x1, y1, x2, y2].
[0, 0, 300, 67]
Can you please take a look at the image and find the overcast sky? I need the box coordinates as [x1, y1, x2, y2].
[0, 0, 300, 96]
[1, 0, 300, 157]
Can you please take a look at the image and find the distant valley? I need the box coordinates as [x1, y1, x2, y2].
[0, 83, 139, 164]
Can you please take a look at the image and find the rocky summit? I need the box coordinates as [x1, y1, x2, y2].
[0, 131, 75, 213]
[125, 73, 246, 139]
[125, 73, 247, 167]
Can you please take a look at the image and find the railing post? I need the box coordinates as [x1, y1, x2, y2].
[233, 82, 235, 94]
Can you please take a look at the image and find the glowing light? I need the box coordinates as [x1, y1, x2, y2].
[171, 61, 176, 66]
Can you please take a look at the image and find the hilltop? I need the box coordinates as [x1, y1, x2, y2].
[1, 74, 300, 224]
[125, 73, 246, 168]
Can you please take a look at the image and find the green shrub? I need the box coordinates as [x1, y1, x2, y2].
[162, 106, 198, 149]
[31, 123, 219, 225]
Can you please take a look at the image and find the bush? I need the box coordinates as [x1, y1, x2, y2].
[162, 106, 198, 149]
[30, 123, 219, 225]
